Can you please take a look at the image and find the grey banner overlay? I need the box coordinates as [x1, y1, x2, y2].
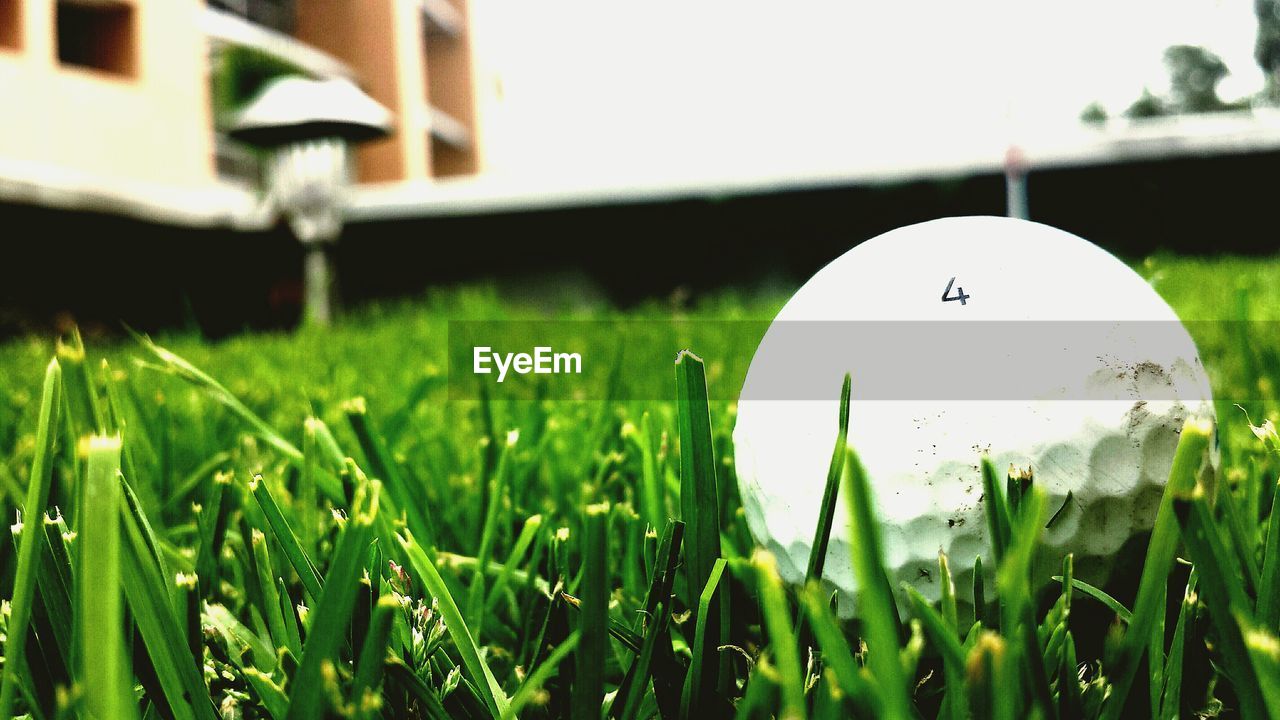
[448, 320, 1255, 401]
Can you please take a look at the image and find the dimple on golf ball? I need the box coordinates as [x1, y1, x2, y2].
[732, 216, 1214, 615]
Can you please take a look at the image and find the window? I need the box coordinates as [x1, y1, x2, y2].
[208, 0, 295, 35]
[0, 0, 20, 51]
[56, 1, 136, 77]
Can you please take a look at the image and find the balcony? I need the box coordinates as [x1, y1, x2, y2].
[427, 105, 471, 151]
[203, 1, 353, 188]
[422, 0, 463, 37]
[208, 0, 295, 36]
[202, 6, 352, 83]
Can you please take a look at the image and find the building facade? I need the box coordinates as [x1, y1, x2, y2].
[0, 0, 482, 222]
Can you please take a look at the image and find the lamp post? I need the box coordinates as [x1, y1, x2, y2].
[228, 76, 392, 325]
[1003, 144, 1029, 220]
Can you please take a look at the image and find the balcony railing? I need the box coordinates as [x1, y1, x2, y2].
[208, 0, 295, 36]
[214, 134, 262, 189]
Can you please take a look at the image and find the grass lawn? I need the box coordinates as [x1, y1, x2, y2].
[0, 254, 1277, 719]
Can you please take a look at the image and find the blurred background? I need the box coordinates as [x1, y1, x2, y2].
[2, 0, 1278, 337]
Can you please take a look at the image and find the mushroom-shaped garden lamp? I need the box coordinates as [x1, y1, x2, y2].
[229, 76, 393, 325]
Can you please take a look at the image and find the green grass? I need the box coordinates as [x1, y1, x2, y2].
[0, 256, 1276, 718]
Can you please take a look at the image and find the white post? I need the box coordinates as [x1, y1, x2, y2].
[303, 245, 332, 326]
[229, 78, 391, 329]
[1004, 145, 1029, 220]
[269, 139, 349, 327]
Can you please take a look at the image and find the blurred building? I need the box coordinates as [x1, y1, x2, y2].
[5, 2, 1280, 337]
[0, 0, 482, 222]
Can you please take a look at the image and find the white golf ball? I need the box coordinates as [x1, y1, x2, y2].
[733, 216, 1214, 615]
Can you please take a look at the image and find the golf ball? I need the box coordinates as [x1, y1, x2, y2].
[733, 216, 1214, 615]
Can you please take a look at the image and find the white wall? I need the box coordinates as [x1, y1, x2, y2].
[470, 1, 1263, 181]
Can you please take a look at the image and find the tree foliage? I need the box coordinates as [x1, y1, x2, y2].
[1163, 45, 1232, 113]
[1257, 0, 1280, 100]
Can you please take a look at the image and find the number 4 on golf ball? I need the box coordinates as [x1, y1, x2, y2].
[733, 216, 1215, 616]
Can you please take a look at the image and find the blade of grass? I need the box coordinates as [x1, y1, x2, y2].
[163, 450, 231, 512]
[613, 520, 685, 720]
[1050, 577, 1133, 624]
[437, 551, 553, 597]
[242, 667, 289, 720]
[674, 350, 727, 702]
[203, 602, 275, 672]
[469, 430, 517, 636]
[34, 512, 73, 670]
[557, 596, 647, 656]
[252, 528, 292, 654]
[735, 658, 780, 720]
[100, 359, 159, 517]
[1100, 415, 1212, 720]
[303, 417, 349, 503]
[804, 373, 852, 587]
[811, 669, 845, 720]
[680, 557, 731, 719]
[56, 330, 104, 436]
[1172, 484, 1267, 719]
[675, 350, 723, 604]
[753, 552, 804, 720]
[349, 595, 399, 719]
[355, 541, 380, 660]
[980, 456, 1011, 571]
[134, 336, 303, 462]
[0, 462, 25, 509]
[635, 412, 666, 533]
[1214, 476, 1261, 596]
[904, 586, 966, 687]
[936, 551, 965, 720]
[250, 474, 323, 604]
[194, 470, 232, 601]
[612, 594, 670, 718]
[398, 529, 510, 719]
[796, 373, 853, 644]
[1059, 631, 1084, 719]
[78, 435, 138, 720]
[996, 485, 1055, 720]
[573, 502, 610, 720]
[120, 473, 220, 720]
[1242, 622, 1280, 718]
[0, 359, 60, 720]
[1259, 474, 1280, 631]
[1059, 553, 1075, 665]
[278, 577, 303, 659]
[484, 515, 543, 616]
[620, 506, 645, 602]
[966, 632, 1014, 720]
[798, 582, 878, 714]
[973, 555, 987, 628]
[384, 656, 452, 720]
[345, 397, 435, 547]
[503, 631, 581, 720]
[938, 550, 959, 639]
[177, 572, 201, 665]
[1159, 570, 1197, 720]
[843, 446, 912, 718]
[300, 418, 320, 557]
[286, 481, 380, 720]
[120, 467, 172, 594]
[382, 372, 441, 443]
[1147, 577, 1166, 720]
